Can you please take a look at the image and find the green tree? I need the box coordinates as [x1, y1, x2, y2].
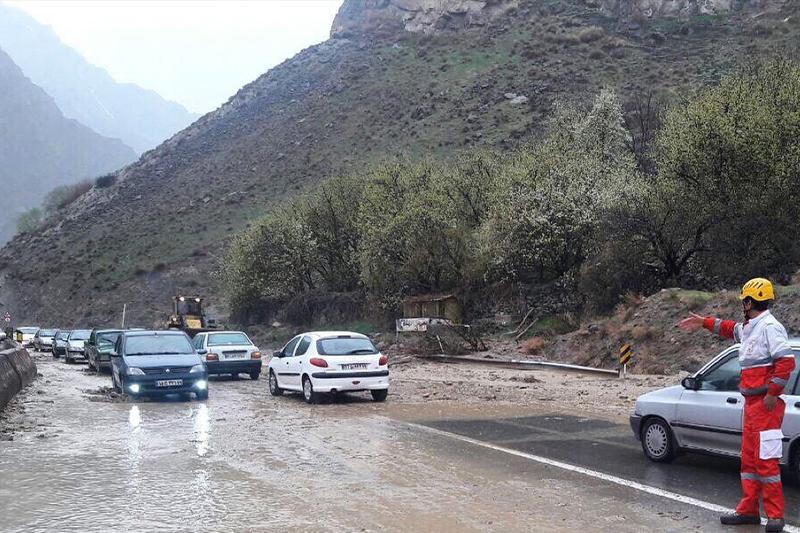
[654, 57, 800, 282]
[481, 89, 636, 285]
[16, 208, 43, 234]
[219, 211, 314, 316]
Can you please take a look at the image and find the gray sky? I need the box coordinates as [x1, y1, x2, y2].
[7, 0, 343, 113]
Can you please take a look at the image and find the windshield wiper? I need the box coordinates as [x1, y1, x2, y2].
[347, 349, 376, 354]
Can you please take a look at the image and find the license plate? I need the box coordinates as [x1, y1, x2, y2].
[156, 379, 183, 387]
[342, 363, 368, 370]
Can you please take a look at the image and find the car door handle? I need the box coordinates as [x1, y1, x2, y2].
[726, 397, 739, 404]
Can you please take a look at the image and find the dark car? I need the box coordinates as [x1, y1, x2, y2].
[86, 329, 123, 372]
[110, 330, 208, 400]
[52, 330, 70, 358]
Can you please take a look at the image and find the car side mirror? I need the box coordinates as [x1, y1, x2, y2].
[109, 350, 119, 358]
[682, 376, 701, 391]
[273, 350, 283, 358]
[197, 349, 207, 355]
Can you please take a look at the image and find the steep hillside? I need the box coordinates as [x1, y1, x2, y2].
[0, 48, 135, 245]
[0, 2, 198, 153]
[1, 0, 799, 327]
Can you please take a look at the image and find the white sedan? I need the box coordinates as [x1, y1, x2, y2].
[268, 331, 389, 404]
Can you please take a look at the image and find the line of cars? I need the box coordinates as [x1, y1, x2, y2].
[17, 325, 390, 405]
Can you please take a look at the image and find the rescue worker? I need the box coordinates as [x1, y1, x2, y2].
[679, 278, 794, 532]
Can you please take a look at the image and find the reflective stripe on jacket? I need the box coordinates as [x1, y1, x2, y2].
[703, 311, 795, 396]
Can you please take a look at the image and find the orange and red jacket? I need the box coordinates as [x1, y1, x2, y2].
[703, 311, 795, 397]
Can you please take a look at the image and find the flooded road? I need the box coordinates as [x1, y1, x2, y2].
[0, 353, 747, 532]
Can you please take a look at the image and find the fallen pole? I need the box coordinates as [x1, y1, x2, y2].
[415, 354, 620, 377]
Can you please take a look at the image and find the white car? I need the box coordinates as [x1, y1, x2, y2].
[192, 330, 262, 380]
[268, 331, 389, 404]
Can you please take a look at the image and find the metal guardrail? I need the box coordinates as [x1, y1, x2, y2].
[415, 354, 620, 377]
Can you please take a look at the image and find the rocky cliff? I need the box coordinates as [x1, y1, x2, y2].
[331, 0, 518, 36]
[600, 0, 788, 21]
[1, 0, 799, 327]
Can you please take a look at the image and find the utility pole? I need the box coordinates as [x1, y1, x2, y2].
[121, 304, 127, 329]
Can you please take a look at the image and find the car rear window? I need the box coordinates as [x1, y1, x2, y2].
[19, 327, 39, 334]
[97, 332, 121, 347]
[208, 332, 250, 346]
[317, 337, 378, 356]
[125, 335, 193, 356]
[70, 330, 91, 340]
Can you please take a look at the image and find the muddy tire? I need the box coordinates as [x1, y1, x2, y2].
[371, 389, 388, 402]
[302, 377, 318, 404]
[269, 371, 283, 396]
[641, 418, 678, 463]
[250, 370, 260, 380]
[196, 390, 209, 401]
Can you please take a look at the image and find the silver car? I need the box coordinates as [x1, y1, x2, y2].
[631, 341, 800, 477]
[64, 329, 91, 363]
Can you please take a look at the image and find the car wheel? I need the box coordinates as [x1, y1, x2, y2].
[65, 355, 72, 364]
[641, 418, 678, 463]
[250, 370, 260, 381]
[112, 371, 122, 393]
[52, 350, 58, 359]
[196, 390, 209, 401]
[371, 389, 388, 402]
[302, 377, 318, 404]
[269, 371, 283, 396]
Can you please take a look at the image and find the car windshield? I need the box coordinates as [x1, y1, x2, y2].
[38, 329, 56, 336]
[57, 332, 71, 340]
[208, 332, 250, 346]
[69, 330, 91, 340]
[317, 337, 378, 355]
[125, 335, 193, 356]
[19, 327, 39, 334]
[97, 332, 122, 347]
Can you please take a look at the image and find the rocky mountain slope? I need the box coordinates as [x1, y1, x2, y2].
[0, 2, 198, 153]
[0, 48, 135, 245]
[1, 0, 799, 327]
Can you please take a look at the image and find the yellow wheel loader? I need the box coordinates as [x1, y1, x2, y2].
[166, 295, 221, 338]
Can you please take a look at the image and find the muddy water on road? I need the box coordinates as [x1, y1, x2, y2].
[1, 354, 722, 532]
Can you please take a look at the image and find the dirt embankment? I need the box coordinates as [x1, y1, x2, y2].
[545, 286, 800, 375]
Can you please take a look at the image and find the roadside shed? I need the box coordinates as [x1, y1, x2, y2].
[401, 294, 463, 324]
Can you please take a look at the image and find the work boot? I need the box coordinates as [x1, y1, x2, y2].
[765, 518, 785, 532]
[720, 513, 760, 525]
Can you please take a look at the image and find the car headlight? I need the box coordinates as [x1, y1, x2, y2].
[190, 364, 205, 373]
[126, 367, 145, 376]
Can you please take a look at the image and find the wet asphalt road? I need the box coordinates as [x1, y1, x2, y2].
[421, 414, 800, 526]
[0, 352, 792, 532]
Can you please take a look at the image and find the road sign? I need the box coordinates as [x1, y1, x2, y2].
[2, 312, 10, 323]
[619, 343, 633, 365]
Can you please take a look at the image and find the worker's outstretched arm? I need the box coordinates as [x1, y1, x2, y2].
[677, 312, 740, 340]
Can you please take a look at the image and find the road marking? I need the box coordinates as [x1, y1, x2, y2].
[408, 422, 800, 532]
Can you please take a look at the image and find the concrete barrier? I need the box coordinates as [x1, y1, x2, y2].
[0, 347, 37, 411]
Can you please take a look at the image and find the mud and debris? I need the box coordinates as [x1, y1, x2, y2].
[0, 351, 732, 532]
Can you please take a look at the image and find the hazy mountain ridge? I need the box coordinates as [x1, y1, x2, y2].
[1, 0, 799, 326]
[0, 47, 136, 245]
[0, 2, 199, 154]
